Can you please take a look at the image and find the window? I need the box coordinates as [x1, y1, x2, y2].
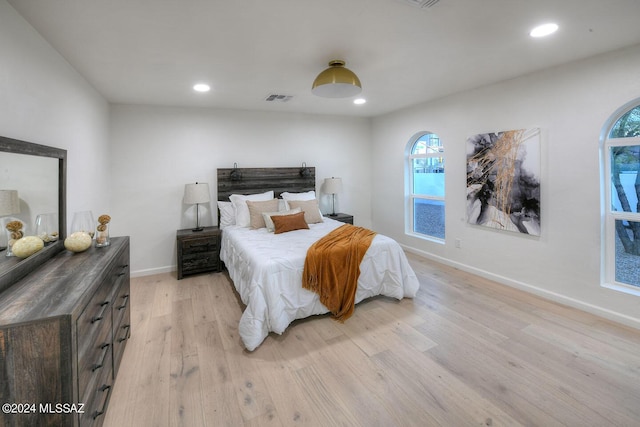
[603, 102, 640, 292]
[407, 132, 445, 240]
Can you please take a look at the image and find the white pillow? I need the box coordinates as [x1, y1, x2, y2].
[217, 201, 235, 229]
[281, 191, 316, 210]
[229, 191, 275, 227]
[262, 207, 302, 232]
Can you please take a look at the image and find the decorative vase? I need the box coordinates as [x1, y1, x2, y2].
[95, 224, 110, 247]
[35, 212, 59, 244]
[3, 218, 24, 257]
[95, 214, 111, 248]
[71, 211, 95, 239]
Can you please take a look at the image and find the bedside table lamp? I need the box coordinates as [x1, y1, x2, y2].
[184, 182, 210, 231]
[324, 177, 342, 217]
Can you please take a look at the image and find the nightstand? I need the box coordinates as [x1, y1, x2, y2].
[325, 212, 353, 224]
[176, 226, 221, 279]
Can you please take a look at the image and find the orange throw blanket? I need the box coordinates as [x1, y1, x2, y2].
[302, 224, 377, 322]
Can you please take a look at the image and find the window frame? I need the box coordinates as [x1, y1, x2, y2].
[406, 132, 445, 242]
[601, 100, 640, 296]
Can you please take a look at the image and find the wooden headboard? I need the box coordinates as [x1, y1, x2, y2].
[217, 166, 316, 201]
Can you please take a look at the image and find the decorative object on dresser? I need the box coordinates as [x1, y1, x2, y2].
[0, 190, 21, 252]
[176, 226, 221, 280]
[183, 182, 210, 232]
[35, 212, 59, 244]
[0, 236, 131, 427]
[95, 214, 111, 247]
[327, 212, 353, 224]
[323, 177, 343, 216]
[3, 219, 24, 257]
[64, 231, 93, 253]
[71, 210, 95, 238]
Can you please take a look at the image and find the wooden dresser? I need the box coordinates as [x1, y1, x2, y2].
[0, 236, 130, 427]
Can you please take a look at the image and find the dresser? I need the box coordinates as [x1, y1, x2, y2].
[0, 237, 131, 427]
[176, 226, 221, 279]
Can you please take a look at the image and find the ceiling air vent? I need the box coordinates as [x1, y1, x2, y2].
[398, 0, 440, 8]
[265, 94, 293, 102]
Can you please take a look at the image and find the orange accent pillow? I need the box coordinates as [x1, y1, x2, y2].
[272, 211, 309, 234]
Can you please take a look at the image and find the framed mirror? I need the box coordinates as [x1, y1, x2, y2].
[0, 136, 66, 293]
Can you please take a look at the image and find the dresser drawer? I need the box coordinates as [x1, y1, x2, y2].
[79, 349, 113, 427]
[182, 251, 219, 273]
[180, 237, 218, 254]
[77, 320, 112, 400]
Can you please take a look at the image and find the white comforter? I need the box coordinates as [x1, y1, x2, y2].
[220, 218, 420, 351]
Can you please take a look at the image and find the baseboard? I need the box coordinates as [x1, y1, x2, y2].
[131, 265, 175, 278]
[401, 245, 640, 331]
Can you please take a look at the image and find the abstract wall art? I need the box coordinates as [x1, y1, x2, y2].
[466, 128, 541, 236]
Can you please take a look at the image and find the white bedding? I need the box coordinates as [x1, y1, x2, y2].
[220, 217, 420, 351]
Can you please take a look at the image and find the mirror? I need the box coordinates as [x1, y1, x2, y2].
[0, 136, 66, 293]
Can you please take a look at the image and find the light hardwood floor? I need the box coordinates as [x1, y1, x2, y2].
[103, 253, 640, 427]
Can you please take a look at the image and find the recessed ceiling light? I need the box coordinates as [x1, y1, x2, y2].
[353, 98, 366, 105]
[193, 83, 211, 92]
[530, 23, 559, 38]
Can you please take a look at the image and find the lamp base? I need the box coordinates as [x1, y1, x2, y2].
[191, 227, 204, 232]
[327, 213, 338, 217]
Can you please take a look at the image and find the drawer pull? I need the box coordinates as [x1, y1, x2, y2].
[117, 272, 126, 277]
[118, 324, 131, 342]
[91, 343, 111, 372]
[92, 384, 112, 419]
[117, 294, 130, 310]
[91, 301, 110, 323]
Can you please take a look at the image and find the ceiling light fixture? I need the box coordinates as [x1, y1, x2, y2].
[193, 83, 211, 92]
[312, 60, 362, 98]
[353, 98, 366, 105]
[529, 23, 559, 38]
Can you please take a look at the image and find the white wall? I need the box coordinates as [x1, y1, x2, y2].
[109, 104, 372, 275]
[0, 0, 110, 227]
[4, 0, 638, 329]
[372, 43, 640, 329]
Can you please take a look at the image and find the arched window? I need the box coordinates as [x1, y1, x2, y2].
[602, 101, 640, 293]
[406, 132, 445, 240]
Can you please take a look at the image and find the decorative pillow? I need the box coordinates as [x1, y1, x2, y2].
[217, 201, 235, 229]
[247, 199, 279, 229]
[281, 191, 316, 209]
[287, 199, 324, 224]
[272, 211, 309, 234]
[229, 191, 274, 227]
[262, 207, 302, 232]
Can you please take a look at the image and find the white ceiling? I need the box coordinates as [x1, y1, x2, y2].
[8, 0, 640, 117]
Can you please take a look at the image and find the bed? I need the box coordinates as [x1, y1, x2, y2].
[217, 166, 420, 351]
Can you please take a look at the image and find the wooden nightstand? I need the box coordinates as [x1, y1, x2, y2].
[325, 213, 354, 224]
[176, 226, 221, 279]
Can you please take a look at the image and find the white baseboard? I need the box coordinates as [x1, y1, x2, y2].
[401, 245, 640, 331]
[131, 265, 175, 278]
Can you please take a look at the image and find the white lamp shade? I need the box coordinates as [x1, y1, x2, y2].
[183, 183, 210, 204]
[0, 190, 20, 216]
[324, 178, 343, 195]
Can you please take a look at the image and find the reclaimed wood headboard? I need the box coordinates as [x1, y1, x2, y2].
[217, 166, 316, 201]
